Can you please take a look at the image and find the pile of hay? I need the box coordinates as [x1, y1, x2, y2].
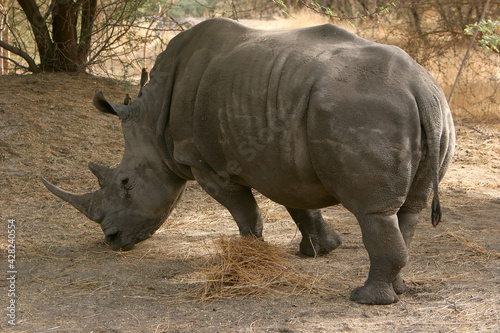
[194, 235, 325, 300]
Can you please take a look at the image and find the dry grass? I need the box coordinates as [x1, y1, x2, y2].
[438, 231, 500, 259]
[192, 235, 326, 300]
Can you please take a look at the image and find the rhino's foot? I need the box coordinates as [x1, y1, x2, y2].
[392, 274, 406, 295]
[299, 231, 342, 257]
[349, 282, 399, 305]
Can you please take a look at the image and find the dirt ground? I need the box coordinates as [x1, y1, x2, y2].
[0, 73, 499, 332]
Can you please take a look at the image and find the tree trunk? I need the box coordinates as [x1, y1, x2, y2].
[17, 0, 89, 71]
[17, 0, 55, 70]
[0, 7, 8, 73]
[78, 0, 97, 64]
[410, 0, 423, 36]
[52, 0, 80, 71]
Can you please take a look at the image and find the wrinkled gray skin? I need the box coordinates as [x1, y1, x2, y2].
[43, 18, 455, 305]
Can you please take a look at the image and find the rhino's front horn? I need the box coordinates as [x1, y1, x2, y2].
[41, 177, 101, 223]
[88, 162, 113, 188]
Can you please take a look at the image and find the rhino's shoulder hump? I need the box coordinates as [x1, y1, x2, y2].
[295, 23, 369, 46]
[186, 17, 252, 41]
[193, 17, 250, 31]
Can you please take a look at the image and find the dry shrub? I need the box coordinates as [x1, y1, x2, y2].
[193, 235, 324, 300]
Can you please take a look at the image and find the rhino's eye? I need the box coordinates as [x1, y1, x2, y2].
[120, 177, 134, 191]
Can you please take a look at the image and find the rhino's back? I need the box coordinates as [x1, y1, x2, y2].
[166, 19, 432, 210]
[190, 21, 369, 207]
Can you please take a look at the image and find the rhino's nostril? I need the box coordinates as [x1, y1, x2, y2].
[106, 233, 118, 243]
[104, 227, 119, 238]
[104, 227, 120, 248]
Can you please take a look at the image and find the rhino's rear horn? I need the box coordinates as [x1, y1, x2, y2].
[41, 177, 101, 223]
[88, 162, 113, 188]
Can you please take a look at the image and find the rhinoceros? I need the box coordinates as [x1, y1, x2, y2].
[42, 18, 455, 304]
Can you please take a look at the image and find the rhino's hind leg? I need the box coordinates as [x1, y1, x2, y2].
[191, 168, 263, 238]
[286, 208, 341, 256]
[349, 213, 408, 305]
[393, 209, 420, 294]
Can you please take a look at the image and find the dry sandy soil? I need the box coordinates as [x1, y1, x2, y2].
[0, 72, 499, 332]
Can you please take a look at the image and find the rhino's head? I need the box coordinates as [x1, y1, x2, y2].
[42, 92, 186, 251]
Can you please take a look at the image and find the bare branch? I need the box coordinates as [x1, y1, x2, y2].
[0, 39, 40, 72]
[0, 54, 30, 71]
[295, 0, 396, 21]
[448, 0, 491, 105]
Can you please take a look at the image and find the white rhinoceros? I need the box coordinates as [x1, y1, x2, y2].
[43, 18, 455, 304]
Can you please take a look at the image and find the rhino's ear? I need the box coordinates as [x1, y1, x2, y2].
[93, 91, 133, 120]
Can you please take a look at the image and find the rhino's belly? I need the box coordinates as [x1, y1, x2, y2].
[252, 181, 339, 210]
[227, 155, 339, 210]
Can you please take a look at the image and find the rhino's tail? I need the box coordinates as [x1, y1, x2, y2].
[431, 181, 441, 227]
[417, 93, 444, 227]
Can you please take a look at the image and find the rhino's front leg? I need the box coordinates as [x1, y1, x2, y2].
[286, 208, 341, 256]
[191, 168, 263, 237]
[349, 213, 408, 305]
